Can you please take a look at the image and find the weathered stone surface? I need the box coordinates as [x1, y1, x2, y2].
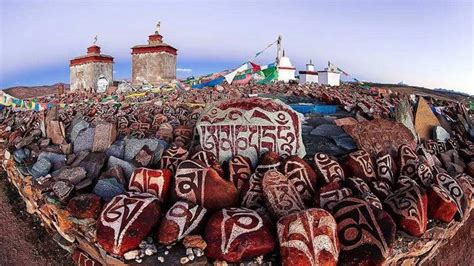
[333, 197, 396, 265]
[30, 158, 51, 178]
[156, 122, 174, 143]
[174, 159, 238, 209]
[196, 98, 305, 167]
[315, 187, 352, 212]
[93, 178, 125, 202]
[70, 118, 90, 143]
[37, 151, 66, 171]
[262, 169, 305, 219]
[92, 122, 117, 152]
[105, 140, 124, 159]
[241, 151, 280, 209]
[128, 168, 171, 201]
[96, 192, 160, 256]
[414, 97, 440, 140]
[280, 155, 318, 202]
[53, 167, 87, 185]
[310, 124, 345, 137]
[52, 180, 74, 202]
[157, 200, 207, 245]
[228, 155, 253, 192]
[173, 125, 193, 147]
[78, 152, 106, 180]
[204, 207, 275, 263]
[133, 145, 154, 167]
[313, 153, 345, 184]
[47, 120, 66, 145]
[394, 98, 417, 140]
[67, 193, 102, 219]
[73, 127, 95, 153]
[107, 156, 136, 180]
[343, 119, 416, 158]
[183, 235, 207, 250]
[384, 178, 428, 236]
[123, 137, 163, 161]
[101, 165, 126, 185]
[72, 248, 101, 266]
[159, 144, 189, 174]
[343, 150, 376, 182]
[433, 126, 450, 142]
[277, 208, 339, 266]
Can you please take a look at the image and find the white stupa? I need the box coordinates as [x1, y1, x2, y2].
[299, 60, 318, 84]
[277, 50, 296, 82]
[318, 61, 341, 86]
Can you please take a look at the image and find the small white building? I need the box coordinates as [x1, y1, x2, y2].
[299, 60, 318, 84]
[277, 51, 296, 82]
[318, 62, 341, 86]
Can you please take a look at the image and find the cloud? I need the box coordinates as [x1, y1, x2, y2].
[177, 68, 192, 73]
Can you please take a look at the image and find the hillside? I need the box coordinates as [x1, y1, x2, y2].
[2, 83, 69, 100]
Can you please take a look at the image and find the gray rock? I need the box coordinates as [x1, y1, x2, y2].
[303, 135, 346, 157]
[124, 137, 163, 161]
[13, 149, 28, 164]
[333, 135, 357, 151]
[93, 178, 125, 202]
[301, 125, 314, 134]
[30, 158, 52, 178]
[37, 152, 66, 171]
[310, 124, 345, 137]
[70, 150, 90, 167]
[106, 140, 125, 159]
[73, 127, 95, 153]
[433, 126, 450, 142]
[70, 118, 90, 142]
[53, 167, 87, 184]
[78, 152, 106, 180]
[108, 156, 136, 180]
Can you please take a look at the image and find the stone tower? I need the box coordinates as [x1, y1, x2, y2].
[131, 25, 177, 86]
[70, 45, 114, 92]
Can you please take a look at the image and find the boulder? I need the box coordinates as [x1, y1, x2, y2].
[196, 98, 306, 167]
[107, 156, 136, 180]
[434, 173, 467, 219]
[96, 192, 160, 256]
[333, 197, 396, 265]
[398, 144, 419, 178]
[433, 126, 450, 142]
[204, 207, 275, 263]
[157, 200, 207, 245]
[128, 168, 171, 202]
[73, 127, 95, 153]
[47, 120, 66, 145]
[343, 150, 376, 182]
[29, 158, 51, 179]
[277, 208, 339, 266]
[370, 181, 391, 200]
[384, 178, 427, 236]
[414, 97, 440, 140]
[262, 170, 305, 219]
[77, 152, 106, 180]
[280, 155, 318, 202]
[173, 125, 193, 147]
[228, 155, 253, 192]
[93, 178, 125, 202]
[174, 159, 238, 209]
[313, 153, 345, 184]
[37, 151, 66, 171]
[67, 194, 102, 220]
[375, 153, 395, 184]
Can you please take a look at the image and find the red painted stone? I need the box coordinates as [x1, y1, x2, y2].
[384, 178, 427, 236]
[159, 144, 189, 174]
[277, 208, 340, 266]
[72, 248, 101, 266]
[398, 144, 418, 178]
[333, 197, 396, 265]
[281, 155, 318, 202]
[204, 207, 276, 263]
[96, 192, 160, 256]
[434, 173, 467, 219]
[262, 170, 305, 219]
[67, 193, 102, 220]
[174, 159, 238, 209]
[343, 150, 376, 182]
[157, 200, 207, 245]
[313, 153, 345, 184]
[128, 168, 172, 202]
[427, 185, 457, 223]
[228, 155, 253, 192]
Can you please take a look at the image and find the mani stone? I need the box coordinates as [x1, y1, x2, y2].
[53, 167, 87, 184]
[30, 158, 52, 178]
[93, 178, 126, 202]
[92, 122, 117, 152]
[196, 97, 306, 167]
[47, 120, 66, 145]
[67, 194, 102, 220]
[394, 99, 417, 140]
[38, 152, 67, 171]
[343, 119, 416, 158]
[52, 180, 74, 202]
[204, 207, 276, 263]
[108, 156, 137, 181]
[433, 126, 450, 142]
[73, 127, 95, 153]
[124, 137, 163, 161]
[96, 192, 161, 256]
[77, 152, 107, 180]
[157, 200, 207, 245]
[277, 208, 340, 266]
[414, 97, 440, 140]
[70, 118, 90, 142]
[128, 168, 172, 201]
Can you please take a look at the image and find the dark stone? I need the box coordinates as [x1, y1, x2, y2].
[73, 127, 95, 153]
[93, 178, 126, 202]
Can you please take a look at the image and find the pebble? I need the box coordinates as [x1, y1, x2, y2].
[123, 249, 140, 260]
[186, 248, 195, 260]
[180, 257, 190, 264]
[193, 248, 204, 257]
[255, 255, 264, 264]
[135, 258, 142, 263]
[158, 256, 165, 263]
[164, 250, 169, 255]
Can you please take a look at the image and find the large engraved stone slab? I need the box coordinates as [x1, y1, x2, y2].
[196, 98, 306, 166]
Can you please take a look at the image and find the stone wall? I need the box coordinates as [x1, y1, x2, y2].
[70, 62, 113, 92]
[131, 52, 176, 86]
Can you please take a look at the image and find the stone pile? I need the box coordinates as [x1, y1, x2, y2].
[0, 82, 473, 265]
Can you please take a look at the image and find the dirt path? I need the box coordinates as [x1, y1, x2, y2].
[0, 172, 71, 266]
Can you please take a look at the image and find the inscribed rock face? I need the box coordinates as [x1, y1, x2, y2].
[196, 98, 305, 166]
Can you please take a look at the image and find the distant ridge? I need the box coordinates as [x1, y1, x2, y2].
[2, 83, 70, 99]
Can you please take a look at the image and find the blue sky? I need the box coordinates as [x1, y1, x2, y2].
[0, 0, 472, 93]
